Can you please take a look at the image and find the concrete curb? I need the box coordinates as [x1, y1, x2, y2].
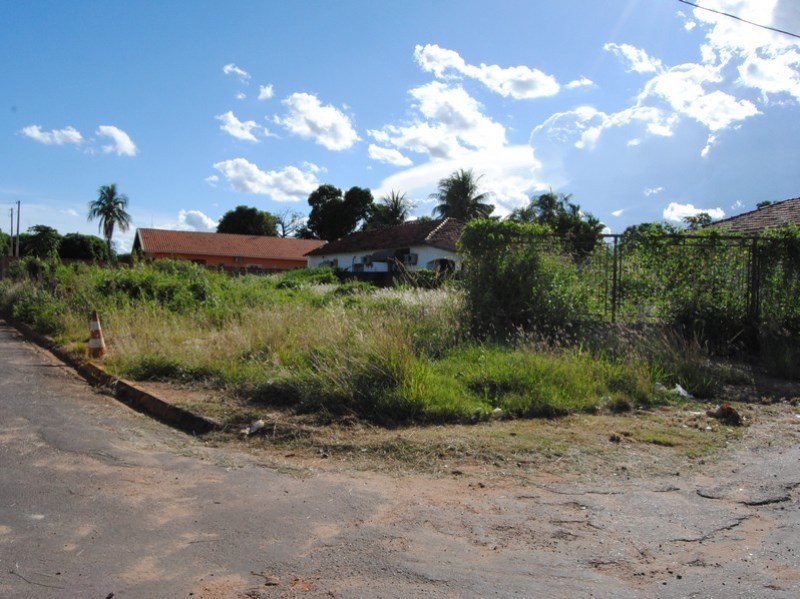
[4, 317, 221, 436]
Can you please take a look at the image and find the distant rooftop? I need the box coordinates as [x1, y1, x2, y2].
[305, 218, 465, 256]
[707, 197, 800, 235]
[134, 228, 325, 260]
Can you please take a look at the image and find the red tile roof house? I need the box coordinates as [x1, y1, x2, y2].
[707, 197, 800, 234]
[305, 218, 465, 274]
[133, 228, 325, 272]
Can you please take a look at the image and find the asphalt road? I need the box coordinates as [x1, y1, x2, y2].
[2, 320, 800, 598]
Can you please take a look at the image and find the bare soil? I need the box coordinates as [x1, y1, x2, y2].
[133, 372, 800, 483]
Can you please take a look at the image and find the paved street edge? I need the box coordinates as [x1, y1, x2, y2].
[2, 317, 220, 435]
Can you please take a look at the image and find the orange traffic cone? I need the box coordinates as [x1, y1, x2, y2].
[88, 310, 106, 359]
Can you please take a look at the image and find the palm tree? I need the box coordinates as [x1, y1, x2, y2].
[431, 169, 494, 221]
[362, 190, 414, 231]
[381, 190, 413, 224]
[88, 184, 132, 253]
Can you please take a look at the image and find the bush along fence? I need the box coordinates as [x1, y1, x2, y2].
[460, 220, 800, 356]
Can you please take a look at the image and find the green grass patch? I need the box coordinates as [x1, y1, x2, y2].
[435, 345, 655, 419]
[0, 258, 775, 427]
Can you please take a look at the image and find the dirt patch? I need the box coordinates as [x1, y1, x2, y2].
[129, 376, 800, 486]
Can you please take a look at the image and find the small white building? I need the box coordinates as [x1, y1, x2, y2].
[305, 218, 465, 273]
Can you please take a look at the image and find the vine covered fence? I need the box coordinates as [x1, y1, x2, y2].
[459, 220, 800, 347]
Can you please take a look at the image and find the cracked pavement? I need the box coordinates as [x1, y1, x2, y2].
[1, 320, 800, 598]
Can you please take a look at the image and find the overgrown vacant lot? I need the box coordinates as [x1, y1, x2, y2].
[3, 255, 796, 474]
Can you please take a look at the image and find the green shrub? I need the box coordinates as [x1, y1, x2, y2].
[94, 261, 225, 312]
[460, 220, 592, 338]
[276, 267, 339, 286]
[1, 280, 63, 335]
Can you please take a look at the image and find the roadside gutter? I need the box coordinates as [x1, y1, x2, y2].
[4, 317, 220, 436]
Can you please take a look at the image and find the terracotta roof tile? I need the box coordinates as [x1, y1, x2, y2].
[305, 218, 465, 256]
[708, 197, 800, 234]
[135, 229, 325, 260]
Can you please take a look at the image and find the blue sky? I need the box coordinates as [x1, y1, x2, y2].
[2, 0, 799, 250]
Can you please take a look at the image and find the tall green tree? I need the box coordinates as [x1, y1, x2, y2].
[431, 169, 494, 221]
[363, 190, 414, 230]
[509, 191, 605, 256]
[683, 212, 713, 230]
[619, 221, 681, 253]
[24, 225, 62, 258]
[88, 183, 133, 253]
[302, 184, 374, 240]
[217, 205, 278, 236]
[59, 233, 112, 261]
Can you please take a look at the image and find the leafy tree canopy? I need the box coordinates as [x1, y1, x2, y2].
[682, 212, 714, 230]
[217, 205, 279, 236]
[619, 221, 682, 251]
[509, 191, 604, 256]
[60, 232, 111, 261]
[431, 169, 494, 221]
[302, 184, 374, 240]
[24, 225, 62, 258]
[621, 222, 681, 237]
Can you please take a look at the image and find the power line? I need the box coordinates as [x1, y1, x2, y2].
[678, 0, 800, 40]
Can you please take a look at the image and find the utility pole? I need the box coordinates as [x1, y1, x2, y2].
[15, 200, 20, 258]
[9, 208, 13, 257]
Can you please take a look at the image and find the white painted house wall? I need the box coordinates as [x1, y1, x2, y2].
[307, 245, 461, 272]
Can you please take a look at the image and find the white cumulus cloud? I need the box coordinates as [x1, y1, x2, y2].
[258, 84, 275, 100]
[691, 0, 800, 101]
[223, 63, 250, 82]
[20, 125, 83, 145]
[213, 158, 320, 201]
[97, 125, 137, 156]
[215, 110, 262, 142]
[368, 82, 506, 160]
[368, 144, 412, 166]
[663, 202, 725, 222]
[275, 92, 359, 150]
[532, 105, 678, 153]
[374, 145, 542, 216]
[532, 57, 760, 156]
[641, 65, 760, 131]
[566, 77, 594, 89]
[177, 210, 218, 232]
[738, 50, 800, 100]
[604, 43, 664, 73]
[644, 186, 665, 196]
[414, 44, 560, 99]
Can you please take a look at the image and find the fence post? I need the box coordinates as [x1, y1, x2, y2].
[748, 237, 761, 325]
